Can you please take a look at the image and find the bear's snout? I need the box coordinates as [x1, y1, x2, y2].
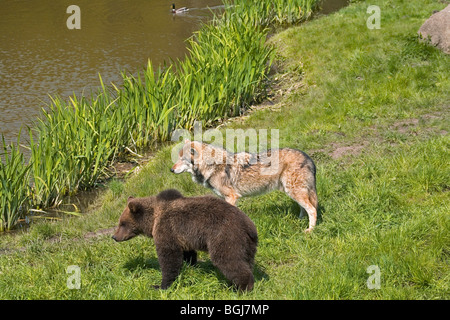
[112, 226, 136, 242]
[112, 233, 126, 242]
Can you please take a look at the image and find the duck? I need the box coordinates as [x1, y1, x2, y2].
[172, 3, 189, 14]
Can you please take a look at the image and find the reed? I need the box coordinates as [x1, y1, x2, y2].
[119, 63, 177, 147]
[175, 11, 273, 127]
[28, 77, 126, 208]
[227, 0, 317, 27]
[0, 134, 31, 231]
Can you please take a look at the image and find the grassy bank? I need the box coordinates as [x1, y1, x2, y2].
[0, 0, 318, 230]
[0, 0, 449, 299]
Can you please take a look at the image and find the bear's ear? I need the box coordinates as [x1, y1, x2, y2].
[128, 199, 144, 216]
[157, 189, 183, 202]
[127, 196, 135, 203]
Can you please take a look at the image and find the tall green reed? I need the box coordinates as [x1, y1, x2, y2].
[228, 0, 317, 27]
[0, 134, 31, 231]
[177, 13, 274, 125]
[119, 63, 177, 147]
[29, 77, 128, 208]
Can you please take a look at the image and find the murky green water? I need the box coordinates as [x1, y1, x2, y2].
[0, 0, 223, 144]
[319, 0, 349, 14]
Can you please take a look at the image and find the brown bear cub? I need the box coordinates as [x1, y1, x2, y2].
[112, 189, 258, 291]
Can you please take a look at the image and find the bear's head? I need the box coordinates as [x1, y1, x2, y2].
[112, 190, 184, 242]
[112, 196, 154, 242]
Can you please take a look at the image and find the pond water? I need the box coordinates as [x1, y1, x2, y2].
[0, 0, 223, 145]
[319, 0, 349, 15]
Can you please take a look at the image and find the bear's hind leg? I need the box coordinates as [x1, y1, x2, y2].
[212, 258, 255, 291]
[224, 263, 254, 291]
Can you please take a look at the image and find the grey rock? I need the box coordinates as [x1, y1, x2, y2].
[418, 4, 450, 54]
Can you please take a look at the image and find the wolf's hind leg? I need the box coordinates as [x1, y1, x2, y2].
[300, 200, 317, 233]
[287, 188, 317, 233]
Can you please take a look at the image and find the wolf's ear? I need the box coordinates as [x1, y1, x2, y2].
[185, 139, 191, 144]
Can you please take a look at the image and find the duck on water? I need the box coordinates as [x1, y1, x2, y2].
[172, 3, 189, 14]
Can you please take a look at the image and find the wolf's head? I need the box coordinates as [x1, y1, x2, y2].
[170, 139, 202, 174]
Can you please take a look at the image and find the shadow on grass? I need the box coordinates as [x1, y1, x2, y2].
[259, 196, 325, 226]
[123, 255, 269, 288]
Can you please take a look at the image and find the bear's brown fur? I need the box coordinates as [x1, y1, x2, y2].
[112, 189, 258, 291]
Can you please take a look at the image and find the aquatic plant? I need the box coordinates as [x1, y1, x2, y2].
[119, 63, 177, 147]
[0, 134, 30, 231]
[28, 78, 127, 208]
[228, 0, 317, 26]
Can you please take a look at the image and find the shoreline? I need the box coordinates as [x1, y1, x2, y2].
[1, 0, 321, 231]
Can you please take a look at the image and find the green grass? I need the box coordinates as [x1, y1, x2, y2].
[0, 0, 449, 299]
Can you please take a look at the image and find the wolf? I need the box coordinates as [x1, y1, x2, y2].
[171, 140, 318, 232]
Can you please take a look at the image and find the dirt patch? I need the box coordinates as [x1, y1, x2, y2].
[390, 118, 420, 134]
[0, 227, 116, 256]
[330, 141, 369, 159]
[0, 247, 26, 255]
[312, 108, 448, 160]
[84, 227, 115, 239]
[111, 162, 136, 178]
[310, 139, 372, 160]
[389, 111, 448, 137]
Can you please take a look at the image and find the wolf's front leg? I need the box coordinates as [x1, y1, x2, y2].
[224, 193, 239, 206]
